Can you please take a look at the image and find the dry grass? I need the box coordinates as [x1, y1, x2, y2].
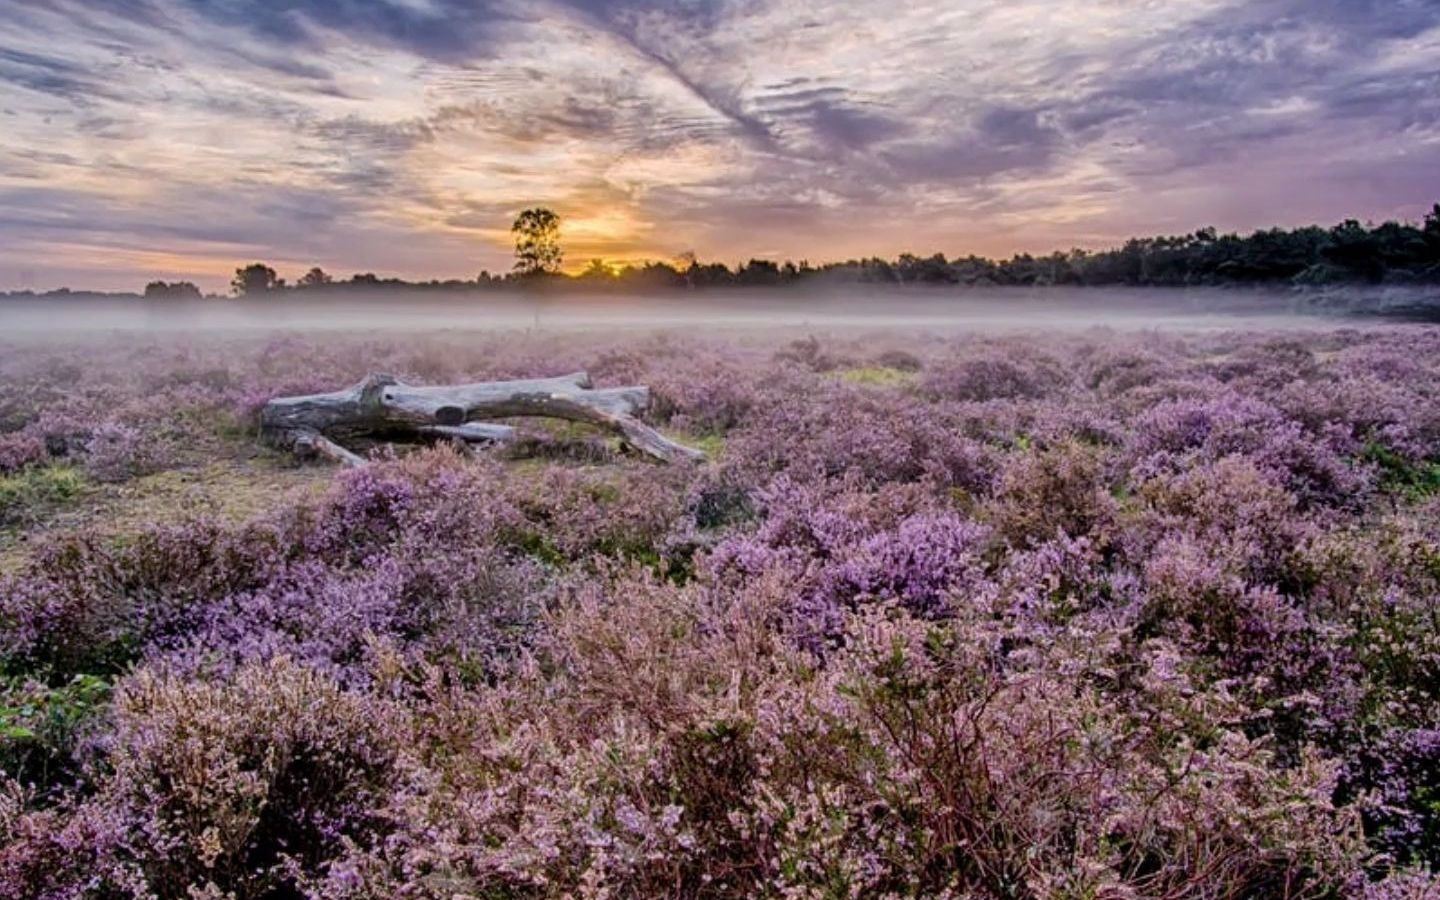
[834, 365, 920, 388]
[0, 459, 330, 574]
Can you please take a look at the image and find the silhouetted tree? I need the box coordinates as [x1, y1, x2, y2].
[737, 259, 781, 286]
[232, 263, 281, 296]
[512, 208, 563, 276]
[896, 252, 956, 284]
[684, 260, 733, 288]
[32, 201, 1440, 302]
[297, 267, 332, 288]
[1418, 204, 1440, 266]
[580, 258, 614, 280]
[619, 261, 685, 289]
[1322, 220, 1385, 283]
[143, 280, 202, 300]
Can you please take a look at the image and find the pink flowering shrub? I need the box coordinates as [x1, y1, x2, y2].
[922, 341, 1073, 401]
[646, 352, 762, 435]
[1, 326, 1440, 894]
[312, 578, 1367, 897]
[82, 422, 172, 483]
[104, 659, 401, 897]
[988, 438, 1118, 547]
[0, 431, 46, 474]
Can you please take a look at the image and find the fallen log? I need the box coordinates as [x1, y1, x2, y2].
[291, 429, 367, 468]
[260, 372, 704, 466]
[418, 423, 519, 443]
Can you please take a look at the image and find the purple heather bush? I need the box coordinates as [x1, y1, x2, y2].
[82, 422, 173, 483]
[3, 327, 1440, 896]
[921, 341, 1074, 402]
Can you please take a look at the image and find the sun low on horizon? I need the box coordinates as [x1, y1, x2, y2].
[2, 0, 1439, 293]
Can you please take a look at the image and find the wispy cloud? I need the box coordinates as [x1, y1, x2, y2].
[1, 0, 1436, 290]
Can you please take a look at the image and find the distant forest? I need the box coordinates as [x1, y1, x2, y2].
[7, 204, 1440, 300]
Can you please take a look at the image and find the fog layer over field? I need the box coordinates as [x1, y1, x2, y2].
[3, 286, 1437, 337]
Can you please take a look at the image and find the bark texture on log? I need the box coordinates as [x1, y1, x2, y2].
[260, 373, 703, 466]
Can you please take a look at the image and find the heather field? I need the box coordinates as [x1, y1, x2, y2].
[4, 324, 1440, 898]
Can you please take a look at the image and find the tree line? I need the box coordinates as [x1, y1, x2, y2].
[7, 204, 1440, 300]
[201, 202, 1440, 296]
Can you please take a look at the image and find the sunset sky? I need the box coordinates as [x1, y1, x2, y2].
[2, 0, 1438, 292]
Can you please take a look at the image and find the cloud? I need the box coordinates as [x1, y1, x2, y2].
[870, 106, 1062, 189]
[95, 0, 518, 62]
[751, 81, 907, 155]
[0, 47, 125, 104]
[1, 0, 1438, 290]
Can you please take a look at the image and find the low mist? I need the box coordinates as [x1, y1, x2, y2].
[3, 286, 1437, 340]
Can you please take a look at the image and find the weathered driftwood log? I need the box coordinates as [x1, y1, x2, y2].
[260, 372, 704, 466]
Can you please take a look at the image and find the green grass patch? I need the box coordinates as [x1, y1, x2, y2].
[1, 673, 112, 795]
[530, 418, 603, 442]
[192, 404, 257, 443]
[503, 527, 567, 567]
[662, 430, 725, 459]
[835, 366, 919, 388]
[0, 464, 88, 527]
[1360, 442, 1440, 500]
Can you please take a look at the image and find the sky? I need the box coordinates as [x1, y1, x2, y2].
[1, 0, 1438, 292]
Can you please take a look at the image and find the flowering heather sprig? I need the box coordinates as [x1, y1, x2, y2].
[96, 659, 404, 897]
[83, 422, 172, 483]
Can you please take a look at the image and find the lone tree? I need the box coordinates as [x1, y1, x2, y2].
[232, 263, 282, 295]
[512, 207, 562, 276]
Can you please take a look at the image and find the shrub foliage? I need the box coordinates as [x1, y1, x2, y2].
[2, 327, 1440, 896]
